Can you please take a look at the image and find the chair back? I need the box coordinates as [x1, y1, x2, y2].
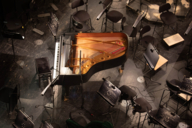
[159, 3, 171, 13]
[121, 17, 126, 30]
[97, 78, 121, 107]
[144, 43, 159, 69]
[103, 0, 112, 8]
[71, 0, 85, 9]
[166, 80, 181, 93]
[140, 25, 151, 37]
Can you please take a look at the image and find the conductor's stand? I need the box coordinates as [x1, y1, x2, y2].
[97, 78, 121, 126]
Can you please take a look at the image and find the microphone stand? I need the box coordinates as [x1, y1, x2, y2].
[79, 51, 94, 116]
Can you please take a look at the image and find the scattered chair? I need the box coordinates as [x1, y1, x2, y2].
[102, 10, 123, 32]
[70, 0, 92, 32]
[97, 78, 121, 126]
[132, 97, 152, 128]
[118, 85, 137, 116]
[160, 80, 191, 114]
[121, 17, 137, 51]
[72, 16, 91, 32]
[159, 3, 177, 38]
[133, 25, 157, 59]
[143, 43, 168, 86]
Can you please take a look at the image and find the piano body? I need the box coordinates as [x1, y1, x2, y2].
[53, 32, 129, 87]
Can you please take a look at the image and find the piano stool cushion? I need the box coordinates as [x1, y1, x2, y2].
[106, 10, 123, 23]
[72, 10, 90, 23]
[35, 57, 51, 74]
[160, 12, 177, 25]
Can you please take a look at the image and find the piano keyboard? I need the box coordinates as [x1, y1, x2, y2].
[53, 36, 61, 79]
[53, 35, 72, 79]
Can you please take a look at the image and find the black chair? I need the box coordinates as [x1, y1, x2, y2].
[0, 85, 20, 115]
[69, 0, 92, 32]
[118, 85, 137, 116]
[72, 16, 91, 32]
[148, 105, 180, 128]
[97, 78, 121, 126]
[148, 89, 181, 128]
[159, 3, 177, 37]
[132, 97, 152, 128]
[102, 10, 123, 32]
[35, 57, 52, 87]
[133, 25, 156, 59]
[121, 17, 137, 51]
[142, 43, 168, 86]
[159, 80, 184, 114]
[12, 109, 34, 128]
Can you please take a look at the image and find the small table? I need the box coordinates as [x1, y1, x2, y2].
[163, 33, 184, 47]
[148, 106, 180, 128]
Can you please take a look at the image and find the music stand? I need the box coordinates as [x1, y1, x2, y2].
[2, 31, 25, 68]
[143, 43, 161, 86]
[97, 78, 121, 126]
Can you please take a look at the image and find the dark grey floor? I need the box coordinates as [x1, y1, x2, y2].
[1, 0, 192, 127]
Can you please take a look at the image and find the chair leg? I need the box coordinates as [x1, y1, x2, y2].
[126, 101, 129, 116]
[69, 15, 72, 32]
[137, 113, 141, 128]
[38, 75, 41, 87]
[101, 18, 104, 32]
[105, 18, 107, 32]
[142, 114, 147, 128]
[89, 19, 93, 31]
[112, 23, 114, 32]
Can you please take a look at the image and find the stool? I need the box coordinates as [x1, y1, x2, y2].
[35, 57, 52, 87]
[132, 97, 152, 128]
[118, 85, 137, 116]
[102, 10, 123, 32]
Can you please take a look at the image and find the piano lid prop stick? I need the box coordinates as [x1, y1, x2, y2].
[41, 75, 59, 96]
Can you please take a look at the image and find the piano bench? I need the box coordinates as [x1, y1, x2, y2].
[35, 57, 52, 87]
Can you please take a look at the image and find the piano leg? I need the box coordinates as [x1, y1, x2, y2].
[119, 64, 124, 74]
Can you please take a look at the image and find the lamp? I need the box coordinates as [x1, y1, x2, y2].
[2, 31, 24, 40]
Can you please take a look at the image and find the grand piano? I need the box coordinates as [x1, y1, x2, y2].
[42, 32, 129, 95]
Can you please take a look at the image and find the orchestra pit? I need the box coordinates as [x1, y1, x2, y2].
[1, 0, 192, 127]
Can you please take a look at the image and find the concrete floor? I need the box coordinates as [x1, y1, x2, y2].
[0, 0, 192, 127]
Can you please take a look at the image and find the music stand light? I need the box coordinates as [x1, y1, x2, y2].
[2, 31, 24, 40]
